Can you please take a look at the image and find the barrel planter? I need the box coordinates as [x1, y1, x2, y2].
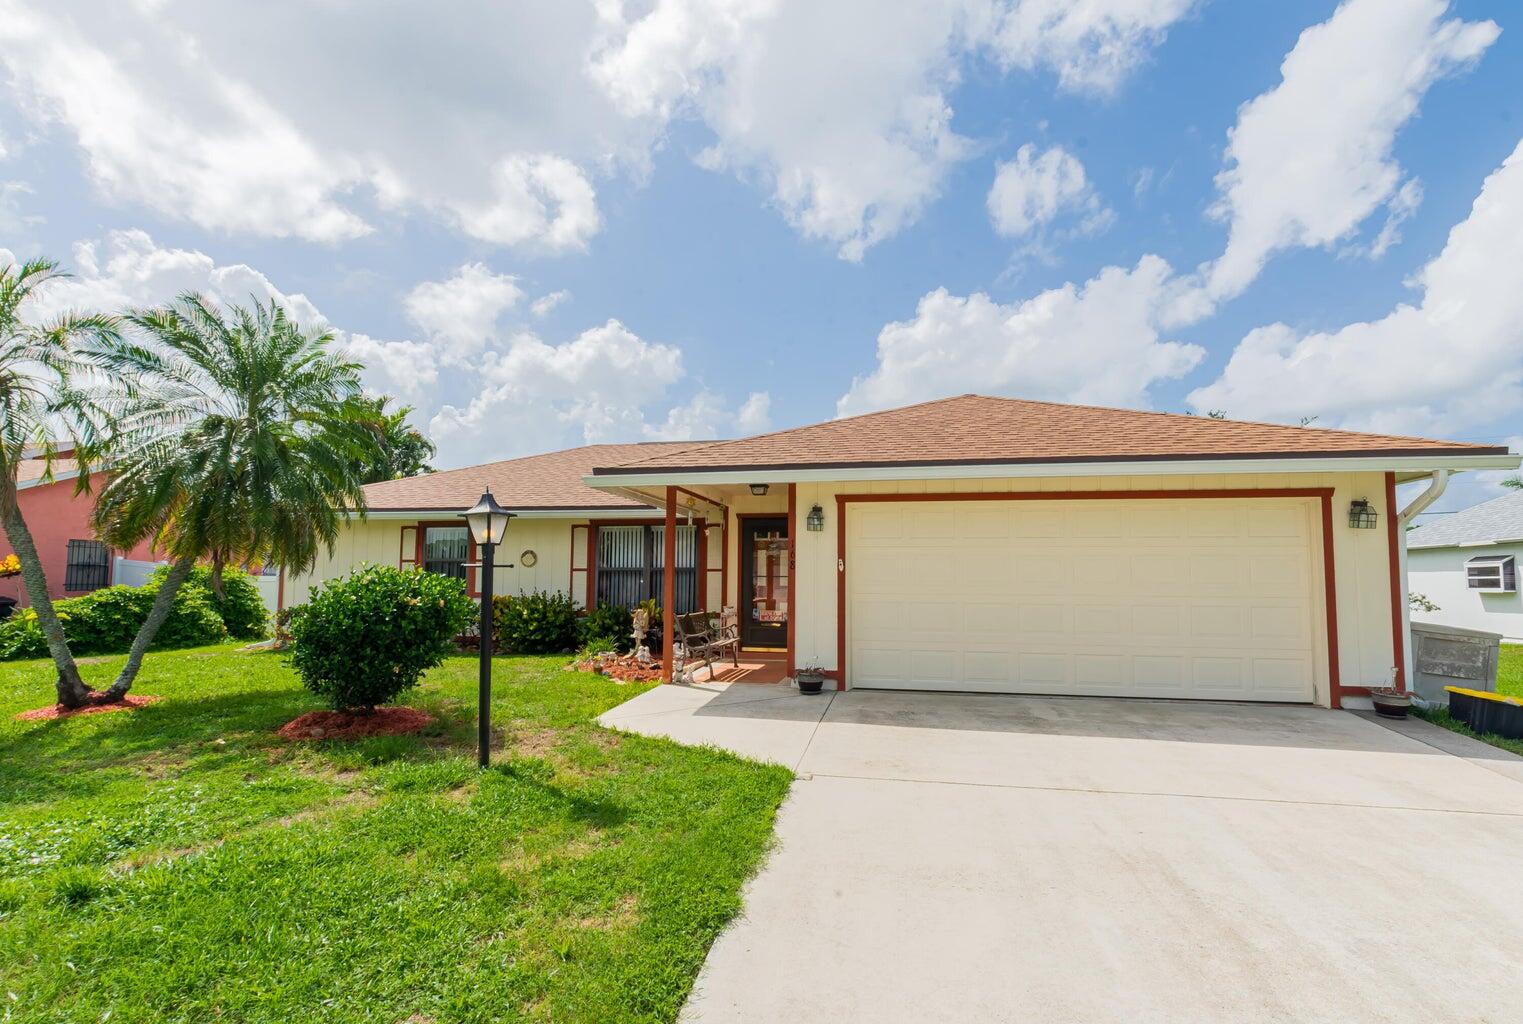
[1445, 687, 1523, 740]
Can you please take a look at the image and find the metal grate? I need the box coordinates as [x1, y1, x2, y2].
[595, 524, 697, 613]
[422, 526, 470, 581]
[64, 539, 110, 592]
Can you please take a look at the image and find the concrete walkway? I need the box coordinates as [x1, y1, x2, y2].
[599, 685, 1523, 1023]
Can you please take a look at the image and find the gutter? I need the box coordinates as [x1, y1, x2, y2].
[584, 453, 1519, 490]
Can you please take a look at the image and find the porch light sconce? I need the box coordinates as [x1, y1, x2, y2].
[806, 503, 825, 532]
[749, 483, 770, 496]
[1348, 498, 1378, 530]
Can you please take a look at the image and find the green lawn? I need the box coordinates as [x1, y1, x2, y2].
[0, 646, 792, 1023]
[1413, 642, 1523, 757]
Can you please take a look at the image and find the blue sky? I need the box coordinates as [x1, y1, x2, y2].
[1, 0, 1520, 513]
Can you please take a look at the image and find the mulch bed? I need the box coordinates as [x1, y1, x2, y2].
[15, 692, 162, 721]
[571, 653, 663, 683]
[277, 706, 435, 741]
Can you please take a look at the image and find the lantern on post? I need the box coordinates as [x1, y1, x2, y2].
[461, 488, 514, 767]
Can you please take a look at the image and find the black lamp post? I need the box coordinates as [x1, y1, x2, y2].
[462, 487, 514, 768]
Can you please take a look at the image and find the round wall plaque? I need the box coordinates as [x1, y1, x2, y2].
[520, 549, 538, 567]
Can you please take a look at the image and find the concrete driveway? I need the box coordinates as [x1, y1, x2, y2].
[599, 685, 1523, 1023]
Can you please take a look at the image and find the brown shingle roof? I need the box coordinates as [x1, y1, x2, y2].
[593, 395, 1507, 474]
[362, 442, 706, 512]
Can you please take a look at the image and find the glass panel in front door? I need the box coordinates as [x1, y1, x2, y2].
[748, 528, 788, 646]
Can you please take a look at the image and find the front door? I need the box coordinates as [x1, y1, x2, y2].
[740, 516, 789, 649]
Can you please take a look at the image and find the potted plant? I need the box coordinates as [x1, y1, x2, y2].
[1369, 686, 1412, 719]
[636, 598, 662, 653]
[795, 664, 826, 695]
[0, 554, 19, 620]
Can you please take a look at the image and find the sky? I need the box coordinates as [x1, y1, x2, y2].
[1, 0, 1520, 515]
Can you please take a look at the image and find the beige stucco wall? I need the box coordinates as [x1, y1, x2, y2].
[285, 516, 588, 607]
[787, 472, 1400, 705]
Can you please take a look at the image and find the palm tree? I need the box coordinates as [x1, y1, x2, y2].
[0, 258, 118, 708]
[353, 395, 436, 482]
[87, 294, 381, 700]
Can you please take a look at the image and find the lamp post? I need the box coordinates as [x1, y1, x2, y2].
[462, 487, 514, 768]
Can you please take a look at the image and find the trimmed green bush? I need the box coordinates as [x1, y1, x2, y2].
[492, 590, 580, 654]
[0, 575, 227, 660]
[580, 602, 634, 653]
[155, 565, 268, 640]
[287, 563, 474, 711]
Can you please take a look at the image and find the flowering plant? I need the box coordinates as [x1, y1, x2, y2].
[0, 554, 20, 579]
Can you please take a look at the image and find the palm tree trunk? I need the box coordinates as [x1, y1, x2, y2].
[1, 503, 93, 708]
[104, 555, 195, 701]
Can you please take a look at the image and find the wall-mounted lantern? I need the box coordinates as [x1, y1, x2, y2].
[806, 503, 825, 532]
[749, 483, 770, 496]
[1348, 498, 1378, 530]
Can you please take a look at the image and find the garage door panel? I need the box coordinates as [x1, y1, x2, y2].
[848, 497, 1319, 702]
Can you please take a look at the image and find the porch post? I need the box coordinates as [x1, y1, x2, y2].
[663, 486, 676, 683]
[787, 482, 797, 681]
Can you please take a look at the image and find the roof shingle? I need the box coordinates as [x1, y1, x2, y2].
[593, 395, 1506, 474]
[1407, 491, 1523, 549]
[362, 442, 704, 511]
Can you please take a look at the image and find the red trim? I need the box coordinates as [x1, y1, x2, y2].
[787, 483, 797, 680]
[569, 524, 592, 609]
[834, 488, 1341, 706]
[662, 487, 676, 683]
[1385, 472, 1407, 693]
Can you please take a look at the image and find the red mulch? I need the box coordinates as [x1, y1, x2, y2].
[15, 692, 162, 721]
[573, 653, 663, 683]
[277, 706, 435, 742]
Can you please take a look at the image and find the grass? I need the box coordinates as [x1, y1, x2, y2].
[1412, 642, 1523, 757]
[0, 645, 792, 1023]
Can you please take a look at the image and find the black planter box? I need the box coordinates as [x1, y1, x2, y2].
[1446, 687, 1523, 740]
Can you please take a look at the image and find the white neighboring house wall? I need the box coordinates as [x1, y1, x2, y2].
[112, 556, 282, 614]
[1408, 542, 1523, 642]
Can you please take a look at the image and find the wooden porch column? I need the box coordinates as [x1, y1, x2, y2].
[662, 486, 676, 683]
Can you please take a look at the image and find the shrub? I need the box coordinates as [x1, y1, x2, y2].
[0, 574, 227, 661]
[581, 602, 634, 653]
[155, 565, 268, 639]
[492, 590, 580, 654]
[287, 563, 473, 711]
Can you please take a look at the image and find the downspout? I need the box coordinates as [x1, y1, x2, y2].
[1397, 469, 1449, 527]
[1395, 470, 1449, 692]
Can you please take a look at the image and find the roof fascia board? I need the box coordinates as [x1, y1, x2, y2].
[15, 468, 84, 491]
[351, 507, 658, 521]
[585, 453, 1521, 489]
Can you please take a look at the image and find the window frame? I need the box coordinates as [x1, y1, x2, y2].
[415, 520, 478, 596]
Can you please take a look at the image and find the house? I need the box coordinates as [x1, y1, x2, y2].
[1406, 490, 1523, 641]
[0, 450, 157, 607]
[283, 442, 721, 612]
[582, 395, 1516, 708]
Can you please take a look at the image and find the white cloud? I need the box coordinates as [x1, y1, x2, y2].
[0, 179, 41, 238]
[0, 0, 637, 250]
[987, 143, 1110, 239]
[990, 0, 1197, 94]
[591, 0, 1190, 260]
[736, 391, 772, 434]
[643, 390, 732, 442]
[403, 263, 524, 364]
[1368, 178, 1424, 259]
[530, 289, 572, 318]
[1202, 0, 1497, 303]
[1189, 136, 1523, 435]
[838, 256, 1204, 417]
[1, 0, 1193, 259]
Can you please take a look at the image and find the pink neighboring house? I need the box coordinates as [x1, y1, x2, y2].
[1, 454, 157, 608]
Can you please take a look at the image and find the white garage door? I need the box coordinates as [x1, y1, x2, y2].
[847, 498, 1323, 702]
